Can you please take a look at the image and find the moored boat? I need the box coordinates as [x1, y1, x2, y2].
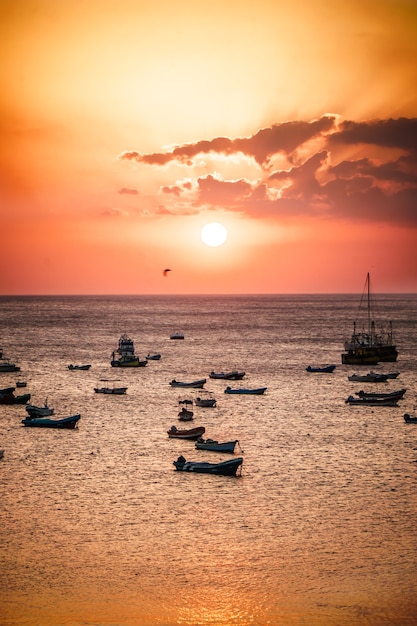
[0, 359, 20, 373]
[306, 365, 336, 373]
[167, 425, 205, 439]
[170, 332, 184, 340]
[195, 438, 239, 453]
[111, 334, 147, 367]
[345, 395, 398, 406]
[146, 353, 161, 360]
[356, 388, 406, 400]
[94, 386, 127, 394]
[22, 414, 81, 428]
[404, 413, 417, 424]
[25, 401, 54, 417]
[195, 396, 217, 407]
[224, 386, 266, 395]
[68, 364, 91, 370]
[169, 378, 206, 389]
[173, 455, 243, 476]
[348, 372, 389, 383]
[209, 370, 246, 380]
[341, 273, 398, 364]
[178, 406, 194, 421]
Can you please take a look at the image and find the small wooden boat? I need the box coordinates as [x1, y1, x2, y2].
[178, 407, 194, 421]
[209, 371, 246, 380]
[170, 332, 184, 340]
[356, 388, 406, 400]
[224, 386, 267, 395]
[404, 413, 417, 423]
[195, 438, 238, 453]
[170, 379, 206, 389]
[16, 381, 27, 388]
[26, 401, 54, 417]
[0, 386, 15, 397]
[348, 372, 389, 383]
[146, 353, 161, 360]
[385, 372, 400, 379]
[10, 393, 31, 405]
[0, 360, 20, 372]
[306, 365, 336, 373]
[345, 395, 398, 406]
[0, 449, 4, 460]
[22, 414, 81, 429]
[195, 396, 217, 407]
[94, 386, 127, 394]
[68, 364, 91, 371]
[167, 425, 205, 440]
[173, 455, 243, 476]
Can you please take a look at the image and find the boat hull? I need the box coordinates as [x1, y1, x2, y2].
[195, 439, 238, 453]
[167, 426, 205, 439]
[224, 386, 266, 395]
[170, 379, 206, 388]
[173, 456, 243, 476]
[22, 414, 81, 428]
[404, 414, 417, 423]
[111, 358, 147, 367]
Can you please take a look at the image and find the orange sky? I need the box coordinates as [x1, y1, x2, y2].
[1, 0, 416, 294]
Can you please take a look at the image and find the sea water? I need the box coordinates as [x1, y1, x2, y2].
[1, 294, 417, 626]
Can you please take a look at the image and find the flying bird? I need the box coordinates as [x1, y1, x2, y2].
[163, 269, 171, 277]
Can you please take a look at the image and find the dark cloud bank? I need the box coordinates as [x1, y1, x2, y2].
[119, 116, 417, 226]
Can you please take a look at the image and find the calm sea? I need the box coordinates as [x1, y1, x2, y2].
[1, 294, 417, 626]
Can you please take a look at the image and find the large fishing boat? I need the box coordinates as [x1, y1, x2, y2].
[341, 273, 398, 365]
[110, 334, 147, 367]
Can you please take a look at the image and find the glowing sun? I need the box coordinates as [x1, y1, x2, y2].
[200, 222, 228, 247]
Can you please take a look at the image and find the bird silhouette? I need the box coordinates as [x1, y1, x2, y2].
[163, 269, 171, 276]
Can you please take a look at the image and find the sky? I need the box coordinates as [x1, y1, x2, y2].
[1, 0, 416, 295]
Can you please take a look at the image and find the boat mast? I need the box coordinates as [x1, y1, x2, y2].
[367, 272, 371, 339]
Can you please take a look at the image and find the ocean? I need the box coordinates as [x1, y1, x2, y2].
[1, 294, 417, 626]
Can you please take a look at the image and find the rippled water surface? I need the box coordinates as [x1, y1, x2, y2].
[1, 294, 417, 625]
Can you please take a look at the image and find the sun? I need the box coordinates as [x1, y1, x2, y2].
[200, 222, 228, 247]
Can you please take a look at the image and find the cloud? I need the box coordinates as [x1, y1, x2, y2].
[118, 187, 139, 195]
[118, 116, 417, 227]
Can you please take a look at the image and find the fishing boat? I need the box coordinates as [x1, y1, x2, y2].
[356, 388, 406, 400]
[146, 353, 161, 360]
[209, 371, 246, 380]
[167, 425, 205, 440]
[341, 273, 398, 364]
[173, 455, 243, 476]
[348, 372, 389, 383]
[25, 401, 54, 417]
[111, 335, 147, 367]
[21, 414, 81, 429]
[195, 438, 239, 453]
[195, 395, 217, 407]
[306, 365, 336, 373]
[345, 395, 399, 406]
[0, 391, 31, 404]
[169, 379, 206, 389]
[16, 381, 27, 388]
[178, 406, 194, 421]
[94, 386, 127, 394]
[170, 332, 184, 340]
[68, 364, 91, 371]
[224, 386, 267, 395]
[0, 450, 4, 460]
[0, 359, 20, 373]
[404, 413, 417, 424]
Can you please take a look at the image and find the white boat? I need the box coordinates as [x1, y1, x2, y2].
[111, 335, 147, 367]
[94, 387, 127, 395]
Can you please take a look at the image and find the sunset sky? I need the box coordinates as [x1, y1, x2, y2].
[1, 0, 416, 294]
